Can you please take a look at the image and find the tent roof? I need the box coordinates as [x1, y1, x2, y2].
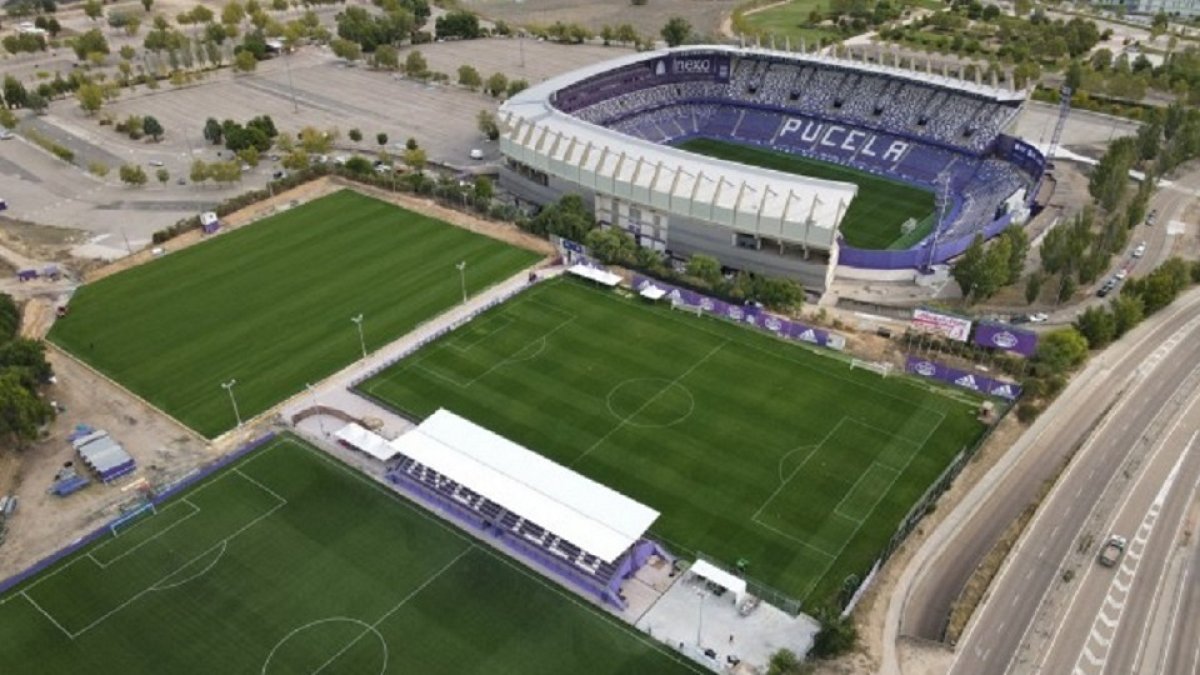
[335, 423, 397, 462]
[567, 264, 622, 287]
[389, 409, 659, 562]
[690, 559, 747, 602]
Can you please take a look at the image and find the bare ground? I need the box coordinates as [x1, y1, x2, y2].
[0, 347, 213, 581]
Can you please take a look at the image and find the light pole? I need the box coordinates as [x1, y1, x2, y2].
[695, 590, 706, 648]
[306, 383, 326, 436]
[221, 379, 242, 427]
[456, 261, 467, 303]
[351, 313, 367, 360]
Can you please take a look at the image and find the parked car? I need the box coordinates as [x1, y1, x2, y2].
[1029, 312, 1049, 323]
[1098, 535, 1127, 567]
[1098, 279, 1117, 298]
[148, 160, 165, 167]
[469, 148, 484, 160]
[1133, 242, 1147, 258]
[1115, 268, 1128, 281]
[1146, 210, 1158, 226]
[0, 131, 14, 140]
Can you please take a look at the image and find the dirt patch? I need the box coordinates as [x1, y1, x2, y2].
[19, 298, 56, 340]
[807, 412, 1025, 674]
[462, 0, 740, 36]
[0, 347, 215, 580]
[0, 216, 86, 267]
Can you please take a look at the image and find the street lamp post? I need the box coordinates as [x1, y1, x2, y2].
[695, 590, 706, 648]
[306, 383, 326, 436]
[456, 261, 467, 303]
[351, 313, 367, 360]
[221, 379, 242, 427]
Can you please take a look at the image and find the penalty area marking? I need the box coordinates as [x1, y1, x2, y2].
[150, 540, 228, 592]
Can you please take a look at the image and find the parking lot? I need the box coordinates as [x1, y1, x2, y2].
[0, 39, 624, 248]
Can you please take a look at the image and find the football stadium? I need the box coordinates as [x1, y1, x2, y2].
[498, 45, 1047, 290]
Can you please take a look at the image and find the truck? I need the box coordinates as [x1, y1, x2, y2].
[1098, 535, 1127, 567]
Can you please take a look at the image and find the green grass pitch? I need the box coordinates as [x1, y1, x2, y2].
[676, 137, 937, 251]
[359, 278, 985, 609]
[48, 190, 542, 438]
[0, 436, 701, 674]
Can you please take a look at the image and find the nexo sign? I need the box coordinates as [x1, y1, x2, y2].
[672, 58, 712, 73]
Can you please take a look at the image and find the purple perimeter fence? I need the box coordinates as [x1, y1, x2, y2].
[0, 432, 278, 597]
[838, 212, 1016, 270]
[632, 275, 841, 349]
[904, 355, 1021, 400]
[973, 321, 1038, 356]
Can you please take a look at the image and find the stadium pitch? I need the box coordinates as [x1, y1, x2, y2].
[677, 138, 937, 251]
[360, 278, 985, 609]
[49, 190, 542, 438]
[0, 436, 700, 674]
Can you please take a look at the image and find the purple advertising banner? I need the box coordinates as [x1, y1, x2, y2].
[633, 275, 840, 349]
[973, 322, 1038, 357]
[905, 356, 1022, 400]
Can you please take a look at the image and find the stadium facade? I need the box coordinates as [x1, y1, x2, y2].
[498, 46, 1046, 292]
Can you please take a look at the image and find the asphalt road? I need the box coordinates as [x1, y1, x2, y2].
[901, 283, 1200, 644]
[1030, 403, 1200, 675]
[941, 289, 1200, 674]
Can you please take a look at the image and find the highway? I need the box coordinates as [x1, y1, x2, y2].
[940, 290, 1200, 675]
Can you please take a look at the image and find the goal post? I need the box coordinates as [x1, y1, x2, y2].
[109, 501, 157, 537]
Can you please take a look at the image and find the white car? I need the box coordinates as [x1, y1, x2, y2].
[0, 131, 13, 140]
[1029, 312, 1049, 323]
[1132, 242, 1147, 258]
[469, 148, 484, 160]
[148, 160, 165, 167]
[1114, 268, 1128, 281]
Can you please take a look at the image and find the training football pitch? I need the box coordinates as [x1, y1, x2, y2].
[0, 436, 700, 674]
[49, 190, 542, 438]
[677, 138, 937, 251]
[360, 278, 985, 609]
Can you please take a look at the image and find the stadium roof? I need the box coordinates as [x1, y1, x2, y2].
[389, 409, 659, 563]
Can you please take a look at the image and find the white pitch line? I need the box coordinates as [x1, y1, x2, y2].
[21, 591, 73, 639]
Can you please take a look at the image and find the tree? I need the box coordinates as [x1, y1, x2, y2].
[373, 44, 399, 70]
[190, 159, 210, 183]
[222, 1, 246, 26]
[953, 234, 1007, 302]
[583, 227, 638, 266]
[235, 49, 257, 72]
[435, 10, 481, 40]
[72, 28, 110, 61]
[1024, 272, 1042, 304]
[485, 72, 508, 98]
[1111, 293, 1144, 337]
[1074, 306, 1116, 349]
[404, 50, 428, 78]
[207, 160, 242, 184]
[3, 77, 28, 109]
[119, 163, 149, 186]
[660, 16, 691, 47]
[458, 64, 482, 90]
[143, 115, 164, 141]
[76, 83, 104, 115]
[376, 132, 388, 147]
[406, 137, 419, 151]
[330, 37, 362, 63]
[82, 0, 102, 21]
[614, 23, 638, 45]
[477, 109, 499, 140]
[238, 146, 260, 167]
[298, 126, 334, 153]
[0, 371, 53, 449]
[0, 295, 19, 341]
[686, 254, 722, 286]
[1057, 273, 1077, 303]
[0, 109, 16, 131]
[203, 117, 224, 145]
[507, 79, 529, 98]
[349, 128, 363, 143]
[1033, 328, 1089, 375]
[403, 146, 426, 172]
[810, 609, 857, 658]
[156, 167, 170, 185]
[765, 649, 802, 675]
[25, 92, 46, 115]
[142, 0, 154, 11]
[473, 175, 493, 202]
[281, 149, 310, 171]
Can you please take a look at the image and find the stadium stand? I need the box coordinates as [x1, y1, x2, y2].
[500, 46, 1044, 279]
[337, 411, 668, 609]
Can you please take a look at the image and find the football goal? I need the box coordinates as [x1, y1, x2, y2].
[109, 500, 158, 537]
